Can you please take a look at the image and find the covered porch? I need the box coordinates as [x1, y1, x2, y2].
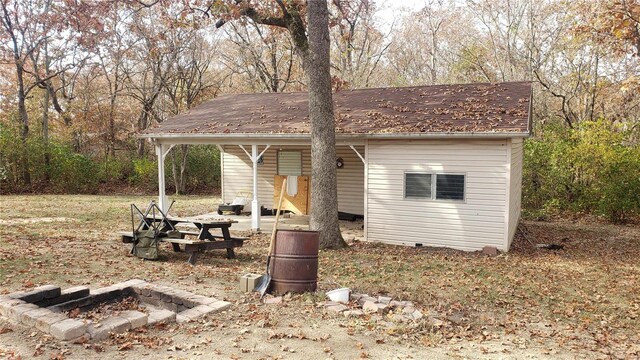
[151, 136, 367, 233]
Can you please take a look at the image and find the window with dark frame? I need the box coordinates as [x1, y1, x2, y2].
[404, 173, 465, 201]
[435, 174, 465, 200]
[404, 173, 432, 198]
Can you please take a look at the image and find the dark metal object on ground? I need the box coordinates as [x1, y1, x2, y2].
[254, 179, 287, 297]
[270, 229, 319, 294]
[217, 203, 243, 215]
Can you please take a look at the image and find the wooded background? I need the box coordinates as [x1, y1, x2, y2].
[0, 0, 638, 222]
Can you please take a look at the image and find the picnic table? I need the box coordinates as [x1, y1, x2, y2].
[121, 216, 246, 265]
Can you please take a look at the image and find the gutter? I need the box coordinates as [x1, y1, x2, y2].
[139, 131, 530, 141]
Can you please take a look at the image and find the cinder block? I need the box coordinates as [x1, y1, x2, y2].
[9, 285, 61, 303]
[90, 286, 122, 303]
[115, 279, 146, 289]
[239, 273, 263, 292]
[0, 298, 25, 317]
[87, 323, 112, 341]
[196, 296, 219, 306]
[50, 319, 87, 341]
[100, 316, 130, 333]
[209, 300, 232, 312]
[35, 313, 68, 332]
[147, 309, 176, 325]
[119, 310, 147, 329]
[7, 303, 40, 322]
[48, 296, 93, 312]
[35, 286, 90, 307]
[192, 305, 215, 316]
[20, 308, 53, 326]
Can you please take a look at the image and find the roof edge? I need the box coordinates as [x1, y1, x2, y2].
[139, 132, 530, 141]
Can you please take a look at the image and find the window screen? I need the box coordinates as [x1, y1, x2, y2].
[277, 151, 302, 175]
[405, 173, 432, 198]
[435, 174, 465, 200]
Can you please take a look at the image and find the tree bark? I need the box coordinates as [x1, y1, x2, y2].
[171, 144, 189, 195]
[42, 86, 51, 182]
[17, 66, 30, 186]
[307, 0, 346, 249]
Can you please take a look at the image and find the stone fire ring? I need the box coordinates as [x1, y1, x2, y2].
[0, 280, 231, 342]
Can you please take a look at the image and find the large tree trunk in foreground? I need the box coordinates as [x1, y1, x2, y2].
[307, 1, 346, 249]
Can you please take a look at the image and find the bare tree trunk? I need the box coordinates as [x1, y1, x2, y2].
[307, 0, 346, 249]
[42, 88, 50, 182]
[136, 109, 148, 157]
[16, 64, 30, 186]
[170, 145, 190, 195]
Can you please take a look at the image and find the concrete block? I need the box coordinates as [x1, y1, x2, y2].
[208, 300, 231, 312]
[239, 273, 263, 292]
[197, 296, 219, 306]
[9, 285, 61, 303]
[175, 314, 189, 323]
[20, 308, 54, 326]
[192, 305, 215, 316]
[119, 310, 147, 329]
[50, 319, 87, 341]
[147, 309, 176, 325]
[0, 298, 25, 316]
[48, 296, 93, 313]
[181, 296, 198, 308]
[35, 313, 68, 333]
[100, 316, 130, 333]
[7, 303, 40, 322]
[116, 279, 146, 288]
[134, 285, 151, 297]
[35, 286, 90, 307]
[90, 286, 122, 303]
[87, 323, 112, 341]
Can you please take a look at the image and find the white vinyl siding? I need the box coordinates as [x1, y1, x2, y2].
[507, 138, 523, 248]
[366, 139, 509, 251]
[222, 145, 364, 215]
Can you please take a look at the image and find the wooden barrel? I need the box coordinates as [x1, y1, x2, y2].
[270, 230, 319, 294]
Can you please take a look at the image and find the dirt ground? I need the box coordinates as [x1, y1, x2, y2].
[0, 195, 639, 359]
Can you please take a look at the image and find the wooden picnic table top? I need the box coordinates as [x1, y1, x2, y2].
[144, 215, 238, 226]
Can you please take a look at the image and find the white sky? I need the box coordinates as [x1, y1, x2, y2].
[375, 0, 426, 32]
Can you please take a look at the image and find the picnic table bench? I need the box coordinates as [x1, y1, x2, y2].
[121, 216, 247, 265]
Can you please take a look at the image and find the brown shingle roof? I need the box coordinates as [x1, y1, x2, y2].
[143, 81, 532, 137]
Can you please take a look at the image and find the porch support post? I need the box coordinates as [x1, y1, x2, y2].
[251, 144, 260, 231]
[156, 143, 167, 212]
[349, 145, 365, 164]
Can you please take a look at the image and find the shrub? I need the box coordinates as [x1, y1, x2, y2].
[522, 119, 640, 222]
[49, 143, 100, 193]
[129, 157, 158, 188]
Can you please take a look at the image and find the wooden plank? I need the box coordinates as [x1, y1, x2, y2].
[184, 239, 244, 252]
[161, 238, 206, 245]
[144, 215, 238, 225]
[274, 175, 310, 215]
[208, 235, 249, 241]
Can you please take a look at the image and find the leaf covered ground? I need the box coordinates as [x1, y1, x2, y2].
[0, 195, 639, 359]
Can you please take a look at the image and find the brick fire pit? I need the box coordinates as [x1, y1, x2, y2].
[0, 279, 230, 341]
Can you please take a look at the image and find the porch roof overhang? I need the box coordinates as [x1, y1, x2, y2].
[140, 131, 530, 146]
